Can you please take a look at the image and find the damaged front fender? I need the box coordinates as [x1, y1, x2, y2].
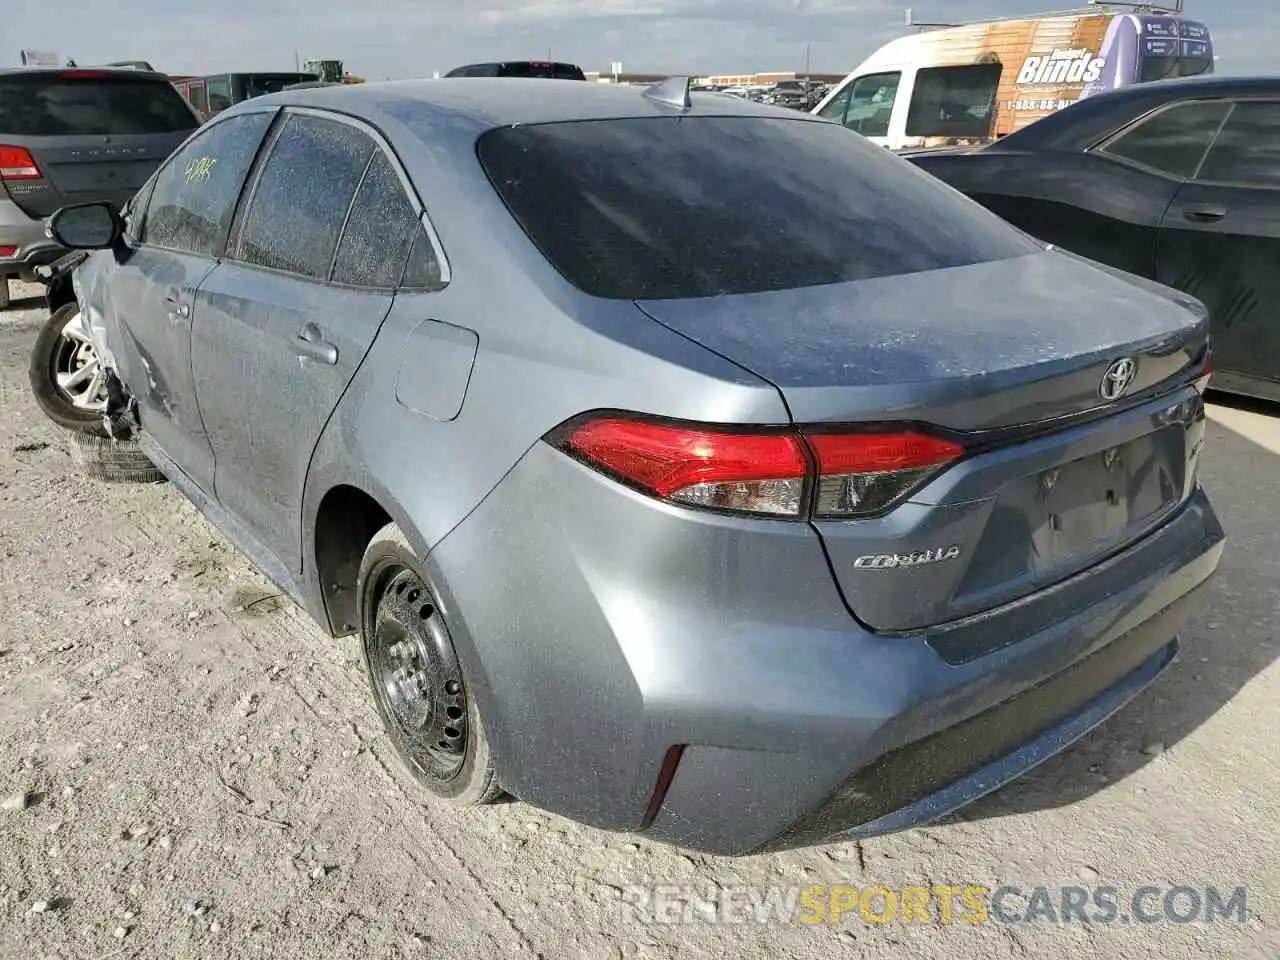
[102, 370, 140, 441]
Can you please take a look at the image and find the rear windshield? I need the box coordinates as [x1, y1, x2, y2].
[0, 74, 197, 137]
[1138, 55, 1214, 83]
[476, 116, 1040, 299]
[241, 74, 316, 98]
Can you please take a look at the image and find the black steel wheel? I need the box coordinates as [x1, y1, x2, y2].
[358, 522, 501, 804]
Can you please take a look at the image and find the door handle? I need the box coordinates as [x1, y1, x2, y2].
[1183, 205, 1228, 223]
[291, 323, 338, 366]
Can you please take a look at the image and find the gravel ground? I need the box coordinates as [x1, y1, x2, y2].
[1, 281, 1277, 959]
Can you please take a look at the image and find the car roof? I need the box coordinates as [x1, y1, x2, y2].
[228, 76, 819, 135]
[0, 65, 172, 82]
[451, 61, 583, 70]
[1097, 74, 1280, 100]
[993, 74, 1280, 152]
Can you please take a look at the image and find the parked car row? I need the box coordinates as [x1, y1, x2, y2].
[31, 74, 1223, 857]
[0, 66, 199, 309]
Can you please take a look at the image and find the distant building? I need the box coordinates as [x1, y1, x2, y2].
[583, 70, 845, 86]
[583, 71, 669, 85]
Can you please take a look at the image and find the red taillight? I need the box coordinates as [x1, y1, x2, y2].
[0, 145, 40, 181]
[551, 415, 965, 519]
[60, 70, 108, 79]
[0, 246, 15, 258]
[561, 417, 808, 516]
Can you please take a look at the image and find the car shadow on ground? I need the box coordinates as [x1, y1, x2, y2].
[948, 392, 1280, 825]
[1, 295, 43, 313]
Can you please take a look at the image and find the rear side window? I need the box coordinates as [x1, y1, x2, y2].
[140, 112, 274, 256]
[1195, 101, 1280, 188]
[332, 151, 420, 288]
[1097, 100, 1231, 178]
[401, 225, 444, 289]
[906, 64, 1002, 140]
[476, 116, 1040, 300]
[0, 74, 196, 136]
[235, 115, 374, 279]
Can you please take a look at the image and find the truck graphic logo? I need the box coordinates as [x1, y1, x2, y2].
[1016, 48, 1105, 86]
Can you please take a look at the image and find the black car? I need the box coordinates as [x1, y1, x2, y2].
[445, 61, 586, 81]
[906, 75, 1280, 403]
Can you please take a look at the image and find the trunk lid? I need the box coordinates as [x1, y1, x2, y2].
[0, 72, 197, 219]
[636, 248, 1210, 631]
[635, 249, 1207, 431]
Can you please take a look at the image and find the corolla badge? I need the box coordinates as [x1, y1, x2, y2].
[853, 545, 962, 570]
[1100, 357, 1137, 401]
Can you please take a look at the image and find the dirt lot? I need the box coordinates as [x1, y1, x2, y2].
[1, 281, 1277, 960]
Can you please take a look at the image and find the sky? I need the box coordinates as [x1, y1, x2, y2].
[1, 0, 1275, 79]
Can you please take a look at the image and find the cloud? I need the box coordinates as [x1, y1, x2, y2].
[4, 0, 1273, 80]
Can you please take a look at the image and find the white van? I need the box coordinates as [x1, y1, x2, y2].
[812, 5, 1214, 150]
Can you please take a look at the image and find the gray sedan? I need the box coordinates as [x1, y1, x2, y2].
[49, 76, 1224, 855]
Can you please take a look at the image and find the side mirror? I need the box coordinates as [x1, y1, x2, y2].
[46, 202, 123, 250]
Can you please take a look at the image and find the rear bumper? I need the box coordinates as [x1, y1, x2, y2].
[0, 201, 62, 279]
[427, 442, 1224, 855]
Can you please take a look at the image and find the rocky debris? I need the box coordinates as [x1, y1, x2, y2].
[29, 900, 51, 914]
[113, 926, 129, 939]
[185, 899, 208, 918]
[1142, 741, 1166, 756]
[2, 791, 31, 812]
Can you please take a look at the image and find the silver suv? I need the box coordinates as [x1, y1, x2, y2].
[0, 65, 198, 308]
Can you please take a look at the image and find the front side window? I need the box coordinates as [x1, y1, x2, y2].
[906, 64, 1002, 140]
[140, 111, 274, 256]
[842, 72, 900, 137]
[476, 115, 1040, 300]
[234, 114, 374, 279]
[331, 150, 421, 288]
[1195, 101, 1280, 188]
[814, 82, 852, 122]
[1097, 100, 1230, 178]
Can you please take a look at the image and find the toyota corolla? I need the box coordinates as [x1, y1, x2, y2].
[48, 77, 1224, 855]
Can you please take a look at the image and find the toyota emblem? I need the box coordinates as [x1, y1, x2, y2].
[1100, 358, 1137, 401]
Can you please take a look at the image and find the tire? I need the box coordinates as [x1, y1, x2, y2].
[29, 303, 111, 436]
[65, 431, 166, 484]
[0, 277, 9, 311]
[357, 522, 502, 805]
